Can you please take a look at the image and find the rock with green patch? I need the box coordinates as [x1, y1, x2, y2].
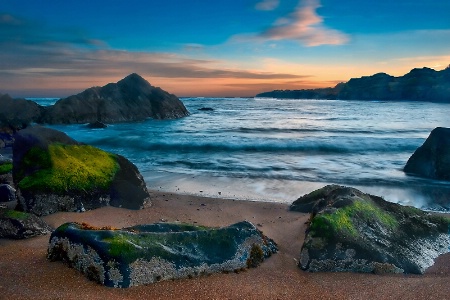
[13, 126, 150, 216]
[0, 208, 52, 239]
[47, 221, 278, 288]
[291, 185, 450, 274]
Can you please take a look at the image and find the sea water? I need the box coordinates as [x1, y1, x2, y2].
[30, 97, 450, 210]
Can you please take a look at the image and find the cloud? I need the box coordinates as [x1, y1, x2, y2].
[259, 0, 349, 46]
[255, 0, 280, 11]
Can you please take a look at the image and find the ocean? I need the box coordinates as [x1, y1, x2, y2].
[29, 97, 450, 211]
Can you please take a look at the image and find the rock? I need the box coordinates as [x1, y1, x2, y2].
[0, 184, 16, 202]
[87, 121, 107, 129]
[13, 126, 150, 216]
[198, 107, 214, 111]
[291, 185, 450, 274]
[47, 221, 278, 287]
[404, 127, 450, 181]
[41, 73, 189, 124]
[0, 208, 52, 239]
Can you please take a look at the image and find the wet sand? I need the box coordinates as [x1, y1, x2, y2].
[0, 190, 449, 299]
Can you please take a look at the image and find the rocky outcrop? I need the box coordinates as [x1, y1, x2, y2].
[87, 121, 107, 129]
[404, 127, 450, 181]
[47, 221, 278, 288]
[41, 73, 189, 124]
[257, 67, 450, 103]
[0, 94, 43, 148]
[13, 126, 150, 216]
[291, 185, 450, 274]
[0, 208, 52, 239]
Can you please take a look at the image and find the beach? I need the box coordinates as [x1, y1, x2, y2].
[1, 190, 449, 300]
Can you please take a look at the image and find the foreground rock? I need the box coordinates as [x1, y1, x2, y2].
[41, 73, 189, 124]
[0, 184, 16, 202]
[291, 185, 450, 274]
[404, 127, 450, 181]
[0, 208, 52, 239]
[13, 126, 150, 216]
[48, 221, 278, 288]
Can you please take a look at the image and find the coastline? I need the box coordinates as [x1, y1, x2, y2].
[1, 189, 449, 299]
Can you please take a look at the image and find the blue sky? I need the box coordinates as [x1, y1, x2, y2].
[1, 0, 450, 97]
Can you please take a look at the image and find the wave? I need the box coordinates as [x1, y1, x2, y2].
[235, 127, 425, 135]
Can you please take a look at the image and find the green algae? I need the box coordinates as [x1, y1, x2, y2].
[18, 144, 119, 193]
[0, 162, 13, 174]
[310, 198, 398, 239]
[3, 209, 29, 220]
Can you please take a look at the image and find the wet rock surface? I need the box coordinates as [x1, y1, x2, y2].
[47, 221, 278, 287]
[291, 185, 450, 274]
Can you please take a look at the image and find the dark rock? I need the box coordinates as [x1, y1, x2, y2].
[0, 208, 52, 239]
[0, 184, 16, 202]
[87, 121, 107, 129]
[41, 73, 189, 124]
[404, 127, 450, 181]
[0, 94, 43, 148]
[13, 126, 150, 216]
[198, 107, 214, 111]
[47, 221, 278, 288]
[292, 185, 450, 274]
[257, 67, 450, 103]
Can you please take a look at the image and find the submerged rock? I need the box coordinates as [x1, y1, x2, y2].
[0, 208, 52, 239]
[87, 121, 107, 129]
[291, 185, 450, 274]
[404, 127, 450, 181]
[47, 221, 278, 288]
[13, 126, 150, 216]
[41, 73, 189, 124]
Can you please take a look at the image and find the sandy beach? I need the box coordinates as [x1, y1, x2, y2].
[1, 190, 449, 300]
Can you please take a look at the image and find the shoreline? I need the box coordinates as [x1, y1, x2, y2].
[1, 189, 449, 299]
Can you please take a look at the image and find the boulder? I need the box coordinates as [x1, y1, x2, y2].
[41, 73, 189, 124]
[0, 208, 52, 239]
[47, 221, 278, 288]
[13, 126, 150, 216]
[198, 107, 214, 111]
[0, 184, 16, 202]
[404, 127, 450, 181]
[87, 121, 107, 129]
[291, 185, 450, 274]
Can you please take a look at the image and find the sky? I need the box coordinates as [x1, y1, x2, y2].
[1, 0, 450, 97]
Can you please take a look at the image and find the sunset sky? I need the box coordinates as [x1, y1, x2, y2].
[1, 0, 450, 97]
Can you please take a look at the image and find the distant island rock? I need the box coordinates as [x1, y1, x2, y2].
[404, 127, 450, 181]
[291, 185, 450, 274]
[41, 73, 190, 124]
[257, 67, 450, 102]
[48, 221, 278, 287]
[13, 126, 150, 216]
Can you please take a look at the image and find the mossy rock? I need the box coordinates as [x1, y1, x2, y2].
[48, 221, 278, 288]
[13, 126, 150, 215]
[0, 208, 52, 239]
[0, 162, 12, 175]
[293, 185, 450, 274]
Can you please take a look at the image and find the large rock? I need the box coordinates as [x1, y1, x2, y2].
[291, 185, 450, 274]
[13, 126, 150, 216]
[47, 221, 278, 288]
[41, 73, 189, 124]
[0, 184, 16, 202]
[0, 208, 52, 239]
[404, 127, 450, 181]
[0, 94, 43, 148]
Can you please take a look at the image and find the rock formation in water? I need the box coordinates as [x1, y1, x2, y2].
[41, 73, 189, 124]
[291, 185, 450, 274]
[13, 126, 150, 216]
[404, 127, 450, 181]
[48, 221, 278, 287]
[257, 67, 450, 102]
[0, 208, 52, 239]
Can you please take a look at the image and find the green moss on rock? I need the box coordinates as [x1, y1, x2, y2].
[18, 144, 119, 193]
[2, 209, 30, 220]
[0, 162, 13, 175]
